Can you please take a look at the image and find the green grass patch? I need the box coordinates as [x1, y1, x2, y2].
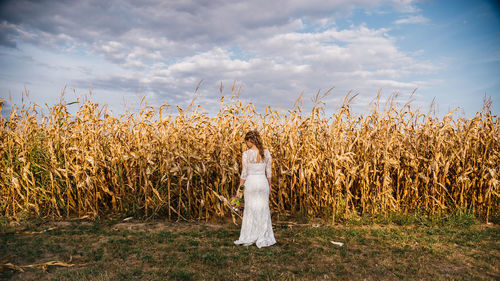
[0, 218, 498, 280]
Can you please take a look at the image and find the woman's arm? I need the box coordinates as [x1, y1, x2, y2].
[237, 178, 245, 197]
[265, 149, 272, 192]
[237, 151, 248, 198]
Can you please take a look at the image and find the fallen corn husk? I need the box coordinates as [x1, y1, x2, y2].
[330, 241, 344, 247]
[18, 227, 58, 235]
[0, 256, 86, 273]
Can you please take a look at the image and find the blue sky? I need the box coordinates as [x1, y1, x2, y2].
[0, 0, 499, 118]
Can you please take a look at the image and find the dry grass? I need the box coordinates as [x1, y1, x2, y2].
[0, 88, 498, 222]
[1, 218, 498, 280]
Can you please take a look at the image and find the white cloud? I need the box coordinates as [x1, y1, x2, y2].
[1, 0, 436, 116]
[75, 22, 434, 114]
[390, 0, 420, 13]
[394, 15, 430, 24]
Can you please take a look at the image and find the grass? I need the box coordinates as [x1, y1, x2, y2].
[0, 214, 498, 280]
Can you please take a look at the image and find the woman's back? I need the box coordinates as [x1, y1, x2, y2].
[241, 149, 272, 178]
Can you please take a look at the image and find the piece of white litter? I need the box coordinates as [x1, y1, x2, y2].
[123, 217, 133, 221]
[330, 241, 344, 247]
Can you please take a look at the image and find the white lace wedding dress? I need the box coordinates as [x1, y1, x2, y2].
[234, 148, 276, 248]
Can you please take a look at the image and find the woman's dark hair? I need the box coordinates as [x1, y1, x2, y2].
[245, 130, 265, 162]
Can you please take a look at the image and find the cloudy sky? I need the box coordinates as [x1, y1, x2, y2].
[1, 0, 499, 118]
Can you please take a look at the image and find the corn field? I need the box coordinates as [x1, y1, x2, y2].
[0, 89, 498, 222]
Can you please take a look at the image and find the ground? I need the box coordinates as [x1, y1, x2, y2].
[0, 215, 498, 280]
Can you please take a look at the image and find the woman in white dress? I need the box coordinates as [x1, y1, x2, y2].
[234, 130, 276, 248]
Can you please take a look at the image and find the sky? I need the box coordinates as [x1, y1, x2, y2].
[0, 0, 499, 119]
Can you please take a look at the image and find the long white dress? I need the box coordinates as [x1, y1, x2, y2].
[234, 148, 276, 248]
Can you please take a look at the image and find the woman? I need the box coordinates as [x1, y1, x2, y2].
[234, 130, 276, 248]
